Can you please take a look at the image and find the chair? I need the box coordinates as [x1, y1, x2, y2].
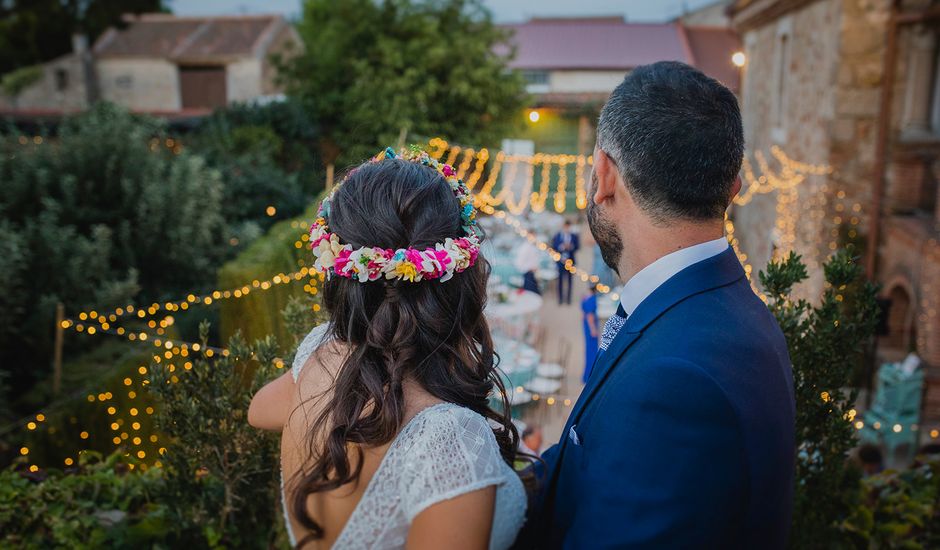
[859, 355, 925, 467]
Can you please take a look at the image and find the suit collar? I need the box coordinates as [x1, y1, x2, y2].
[565, 247, 745, 427]
[543, 248, 746, 514]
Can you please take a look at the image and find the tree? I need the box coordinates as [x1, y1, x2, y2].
[0, 0, 167, 75]
[277, 0, 526, 166]
[184, 99, 320, 235]
[759, 249, 879, 548]
[0, 103, 227, 409]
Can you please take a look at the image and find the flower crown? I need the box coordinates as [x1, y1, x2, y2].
[309, 146, 480, 283]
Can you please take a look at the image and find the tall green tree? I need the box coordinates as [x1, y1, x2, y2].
[277, 0, 526, 166]
[0, 0, 167, 75]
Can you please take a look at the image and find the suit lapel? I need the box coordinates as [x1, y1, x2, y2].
[556, 248, 746, 448]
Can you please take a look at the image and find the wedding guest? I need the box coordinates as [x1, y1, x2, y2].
[551, 219, 579, 304]
[521, 425, 543, 457]
[514, 239, 542, 294]
[581, 285, 599, 383]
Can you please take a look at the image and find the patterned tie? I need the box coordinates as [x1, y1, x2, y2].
[599, 303, 628, 352]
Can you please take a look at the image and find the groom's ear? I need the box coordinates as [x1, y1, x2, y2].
[593, 149, 619, 205]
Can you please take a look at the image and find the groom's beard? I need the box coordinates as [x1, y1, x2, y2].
[587, 170, 623, 276]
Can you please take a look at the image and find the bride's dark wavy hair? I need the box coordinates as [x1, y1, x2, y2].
[290, 158, 521, 546]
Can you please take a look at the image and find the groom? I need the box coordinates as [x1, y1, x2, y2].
[516, 62, 795, 548]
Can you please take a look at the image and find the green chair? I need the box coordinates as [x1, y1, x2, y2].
[859, 359, 924, 467]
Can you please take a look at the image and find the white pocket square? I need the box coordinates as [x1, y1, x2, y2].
[568, 425, 581, 446]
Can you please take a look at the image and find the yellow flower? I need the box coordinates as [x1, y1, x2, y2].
[393, 261, 418, 282]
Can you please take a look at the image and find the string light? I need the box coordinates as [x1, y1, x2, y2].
[433, 138, 830, 216]
[64, 265, 315, 328]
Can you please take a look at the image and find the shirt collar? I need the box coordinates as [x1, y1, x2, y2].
[618, 237, 729, 317]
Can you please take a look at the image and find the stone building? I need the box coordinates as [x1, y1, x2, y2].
[0, 13, 301, 115]
[730, 0, 940, 416]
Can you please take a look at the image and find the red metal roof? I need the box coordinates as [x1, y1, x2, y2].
[500, 18, 690, 70]
[499, 17, 741, 91]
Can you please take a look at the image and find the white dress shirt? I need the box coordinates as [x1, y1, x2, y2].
[619, 237, 729, 317]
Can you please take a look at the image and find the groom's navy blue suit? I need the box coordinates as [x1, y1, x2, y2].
[517, 248, 795, 549]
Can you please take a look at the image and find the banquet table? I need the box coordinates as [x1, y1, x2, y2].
[489, 334, 540, 415]
[485, 290, 543, 320]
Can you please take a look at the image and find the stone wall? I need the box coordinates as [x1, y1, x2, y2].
[735, 0, 843, 297]
[226, 59, 263, 104]
[0, 53, 89, 111]
[97, 59, 180, 111]
[736, 0, 940, 421]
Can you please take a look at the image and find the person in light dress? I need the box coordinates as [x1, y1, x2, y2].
[249, 149, 528, 549]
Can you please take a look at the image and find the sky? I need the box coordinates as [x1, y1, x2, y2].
[167, 0, 720, 23]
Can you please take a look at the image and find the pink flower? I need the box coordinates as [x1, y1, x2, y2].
[442, 165, 455, 177]
[334, 248, 353, 276]
[433, 248, 452, 270]
[405, 248, 424, 267]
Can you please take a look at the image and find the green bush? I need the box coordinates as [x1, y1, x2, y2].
[218, 208, 322, 347]
[760, 249, 880, 548]
[144, 323, 284, 548]
[185, 99, 320, 235]
[0, 326, 289, 548]
[842, 459, 940, 548]
[0, 452, 166, 548]
[0, 102, 228, 412]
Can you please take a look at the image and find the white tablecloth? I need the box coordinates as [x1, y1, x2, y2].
[486, 290, 543, 320]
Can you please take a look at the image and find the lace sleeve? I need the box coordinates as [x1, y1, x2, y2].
[291, 323, 331, 382]
[398, 406, 507, 522]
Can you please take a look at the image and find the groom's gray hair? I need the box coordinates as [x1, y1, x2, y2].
[596, 61, 744, 221]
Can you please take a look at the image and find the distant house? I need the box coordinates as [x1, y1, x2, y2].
[499, 14, 742, 156]
[0, 13, 302, 117]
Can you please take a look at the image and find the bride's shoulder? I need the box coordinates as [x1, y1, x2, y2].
[399, 404, 502, 463]
[291, 323, 347, 383]
[395, 404, 510, 521]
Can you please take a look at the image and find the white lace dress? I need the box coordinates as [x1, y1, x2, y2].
[283, 325, 527, 549]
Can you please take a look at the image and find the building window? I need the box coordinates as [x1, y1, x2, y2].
[931, 45, 940, 133]
[522, 70, 550, 93]
[54, 68, 68, 91]
[771, 18, 792, 143]
[522, 71, 549, 85]
[775, 35, 789, 127]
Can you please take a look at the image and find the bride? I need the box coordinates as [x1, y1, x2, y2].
[248, 148, 527, 549]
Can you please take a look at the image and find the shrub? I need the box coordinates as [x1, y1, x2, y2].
[0, 452, 166, 548]
[185, 99, 320, 234]
[144, 323, 284, 548]
[842, 458, 940, 547]
[0, 102, 228, 412]
[217, 209, 322, 346]
[0, 325, 289, 548]
[760, 249, 879, 548]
